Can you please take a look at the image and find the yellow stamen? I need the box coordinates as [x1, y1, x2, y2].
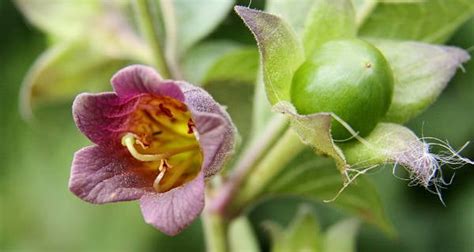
[153, 159, 172, 191]
[153, 169, 167, 191]
[156, 158, 195, 192]
[121, 133, 164, 162]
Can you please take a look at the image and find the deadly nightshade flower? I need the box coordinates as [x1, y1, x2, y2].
[69, 65, 236, 235]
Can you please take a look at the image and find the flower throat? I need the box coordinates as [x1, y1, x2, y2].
[121, 95, 202, 193]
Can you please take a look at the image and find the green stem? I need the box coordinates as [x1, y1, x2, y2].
[133, 0, 171, 78]
[202, 206, 228, 252]
[160, 0, 184, 79]
[210, 115, 289, 214]
[231, 128, 306, 211]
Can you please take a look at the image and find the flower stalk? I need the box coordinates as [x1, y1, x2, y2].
[230, 127, 306, 213]
[210, 115, 289, 215]
[202, 201, 228, 252]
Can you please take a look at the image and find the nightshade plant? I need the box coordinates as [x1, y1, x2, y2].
[16, 0, 474, 251]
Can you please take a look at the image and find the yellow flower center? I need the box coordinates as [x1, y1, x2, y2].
[121, 95, 202, 193]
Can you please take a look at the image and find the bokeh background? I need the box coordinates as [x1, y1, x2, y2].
[1, 0, 473, 251]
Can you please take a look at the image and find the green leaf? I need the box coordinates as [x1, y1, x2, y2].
[235, 6, 305, 105]
[265, 205, 322, 252]
[164, 0, 234, 56]
[229, 217, 260, 252]
[182, 41, 241, 84]
[265, 151, 393, 234]
[203, 47, 259, 85]
[20, 41, 128, 118]
[273, 102, 347, 173]
[358, 0, 474, 43]
[15, 0, 100, 40]
[303, 0, 357, 56]
[323, 219, 360, 252]
[372, 40, 470, 123]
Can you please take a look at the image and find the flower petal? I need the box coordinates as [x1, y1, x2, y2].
[178, 82, 237, 177]
[139, 172, 205, 236]
[72, 92, 139, 146]
[111, 64, 185, 101]
[69, 145, 154, 204]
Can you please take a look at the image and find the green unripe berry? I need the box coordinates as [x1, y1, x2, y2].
[291, 39, 394, 139]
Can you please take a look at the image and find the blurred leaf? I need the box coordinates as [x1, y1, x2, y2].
[182, 41, 241, 84]
[164, 0, 234, 57]
[358, 0, 474, 43]
[351, 0, 422, 25]
[235, 6, 305, 105]
[265, 0, 314, 36]
[90, 7, 152, 63]
[229, 216, 260, 252]
[203, 47, 259, 84]
[323, 219, 360, 252]
[265, 151, 393, 234]
[20, 41, 128, 118]
[265, 205, 322, 252]
[206, 81, 254, 143]
[273, 101, 347, 172]
[16, 0, 150, 62]
[372, 40, 470, 123]
[303, 0, 357, 56]
[251, 73, 276, 138]
[15, 0, 100, 40]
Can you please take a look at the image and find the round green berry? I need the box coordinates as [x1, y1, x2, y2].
[291, 39, 394, 139]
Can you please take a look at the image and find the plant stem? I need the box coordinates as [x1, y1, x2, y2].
[210, 115, 289, 215]
[202, 206, 228, 252]
[160, 0, 184, 79]
[231, 128, 306, 211]
[133, 0, 171, 78]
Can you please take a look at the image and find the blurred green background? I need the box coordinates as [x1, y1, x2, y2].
[1, 0, 473, 251]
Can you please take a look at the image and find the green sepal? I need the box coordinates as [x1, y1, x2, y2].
[235, 6, 305, 105]
[373, 40, 470, 124]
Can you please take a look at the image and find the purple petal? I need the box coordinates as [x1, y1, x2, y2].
[111, 65, 185, 101]
[139, 172, 205, 236]
[72, 92, 140, 146]
[69, 146, 154, 204]
[178, 82, 237, 177]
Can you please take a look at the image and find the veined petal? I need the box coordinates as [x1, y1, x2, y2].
[178, 82, 236, 176]
[72, 92, 139, 146]
[69, 146, 154, 204]
[192, 111, 229, 177]
[111, 64, 185, 101]
[139, 172, 205, 236]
